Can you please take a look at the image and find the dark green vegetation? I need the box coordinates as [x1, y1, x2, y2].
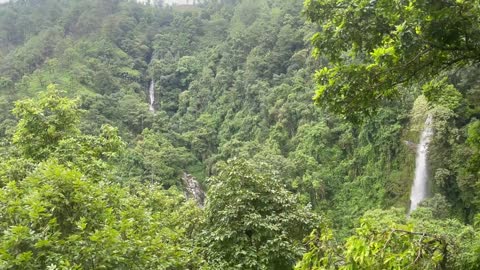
[0, 0, 479, 269]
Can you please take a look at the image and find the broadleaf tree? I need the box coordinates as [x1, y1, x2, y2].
[201, 158, 318, 270]
[304, 0, 480, 119]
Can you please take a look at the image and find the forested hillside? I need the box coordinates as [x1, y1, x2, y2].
[0, 0, 479, 269]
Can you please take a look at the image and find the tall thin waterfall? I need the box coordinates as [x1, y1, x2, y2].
[148, 80, 155, 113]
[409, 115, 433, 213]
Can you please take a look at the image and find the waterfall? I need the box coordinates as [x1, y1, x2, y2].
[148, 80, 155, 113]
[409, 115, 433, 213]
[182, 173, 205, 207]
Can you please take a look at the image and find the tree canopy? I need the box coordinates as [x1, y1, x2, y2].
[304, 0, 480, 119]
[0, 0, 480, 269]
[0, 86, 205, 269]
[201, 159, 317, 269]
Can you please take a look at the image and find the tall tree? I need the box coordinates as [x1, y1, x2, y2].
[201, 159, 317, 270]
[12, 84, 80, 160]
[0, 88, 205, 270]
[304, 0, 480, 119]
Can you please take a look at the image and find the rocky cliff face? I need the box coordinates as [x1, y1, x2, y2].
[182, 173, 205, 207]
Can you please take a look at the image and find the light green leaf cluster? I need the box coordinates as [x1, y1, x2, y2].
[0, 88, 205, 269]
[0, 161, 204, 269]
[297, 207, 480, 269]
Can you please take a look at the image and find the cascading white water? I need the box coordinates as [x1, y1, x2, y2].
[148, 80, 155, 113]
[409, 115, 433, 213]
[182, 173, 205, 207]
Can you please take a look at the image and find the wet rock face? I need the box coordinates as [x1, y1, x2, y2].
[404, 140, 418, 152]
[182, 172, 205, 207]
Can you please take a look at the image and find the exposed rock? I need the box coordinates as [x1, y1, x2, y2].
[403, 140, 417, 152]
[182, 172, 205, 207]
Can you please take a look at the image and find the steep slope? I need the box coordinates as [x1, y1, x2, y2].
[0, 0, 419, 230]
[1, 0, 477, 234]
[1, 0, 480, 268]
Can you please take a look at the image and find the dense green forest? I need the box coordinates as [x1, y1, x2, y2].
[0, 0, 479, 268]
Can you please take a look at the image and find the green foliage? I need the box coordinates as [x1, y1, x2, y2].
[0, 161, 204, 269]
[12, 85, 80, 160]
[8, 85, 125, 179]
[298, 208, 480, 270]
[124, 128, 196, 186]
[1, 1, 480, 269]
[341, 209, 445, 270]
[201, 159, 317, 269]
[295, 223, 338, 270]
[0, 87, 205, 269]
[304, 0, 480, 119]
[53, 124, 125, 178]
[456, 120, 480, 213]
[422, 77, 462, 111]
